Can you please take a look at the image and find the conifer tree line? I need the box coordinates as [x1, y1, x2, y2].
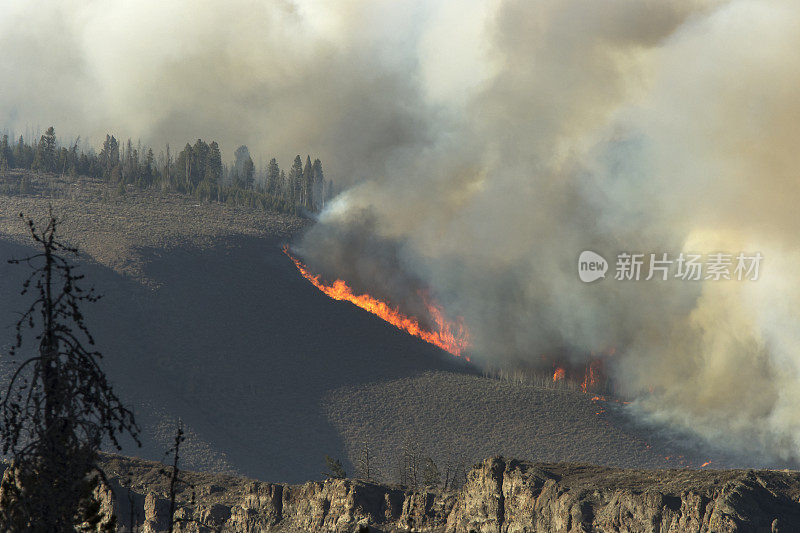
[0, 126, 338, 214]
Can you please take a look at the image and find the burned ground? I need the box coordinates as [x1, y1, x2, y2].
[0, 171, 752, 483]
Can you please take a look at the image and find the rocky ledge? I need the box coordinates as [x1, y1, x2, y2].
[88, 455, 800, 532]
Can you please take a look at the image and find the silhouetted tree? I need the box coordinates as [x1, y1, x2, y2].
[165, 422, 185, 533]
[159, 421, 220, 533]
[0, 210, 140, 531]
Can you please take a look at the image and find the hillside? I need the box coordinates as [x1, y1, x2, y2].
[0, 170, 728, 483]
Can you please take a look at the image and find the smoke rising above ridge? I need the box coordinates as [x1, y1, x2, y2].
[5, 0, 800, 463]
[301, 0, 800, 464]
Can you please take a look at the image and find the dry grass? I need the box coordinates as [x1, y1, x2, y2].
[322, 371, 715, 485]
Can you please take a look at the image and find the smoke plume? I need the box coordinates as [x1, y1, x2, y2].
[4, 0, 800, 462]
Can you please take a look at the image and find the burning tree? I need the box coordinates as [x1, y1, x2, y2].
[0, 210, 140, 531]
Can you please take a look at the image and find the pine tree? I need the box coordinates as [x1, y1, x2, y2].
[174, 143, 193, 192]
[205, 141, 223, 187]
[266, 158, 280, 196]
[0, 211, 139, 531]
[243, 158, 255, 190]
[142, 148, 156, 187]
[98, 135, 119, 182]
[67, 139, 80, 178]
[289, 155, 303, 207]
[120, 139, 137, 184]
[13, 135, 29, 169]
[32, 127, 57, 173]
[233, 146, 254, 190]
[312, 158, 324, 211]
[190, 139, 209, 188]
[302, 155, 313, 209]
[0, 135, 10, 173]
[323, 456, 346, 479]
[163, 144, 172, 191]
[279, 169, 287, 200]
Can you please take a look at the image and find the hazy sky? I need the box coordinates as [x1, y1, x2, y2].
[0, 0, 495, 176]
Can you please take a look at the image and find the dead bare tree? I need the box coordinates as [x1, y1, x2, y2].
[356, 440, 379, 481]
[0, 209, 140, 531]
[160, 421, 221, 533]
[125, 473, 140, 533]
[396, 439, 422, 488]
[164, 422, 186, 533]
[442, 452, 469, 491]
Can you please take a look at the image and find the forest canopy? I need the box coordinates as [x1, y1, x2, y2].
[0, 126, 337, 214]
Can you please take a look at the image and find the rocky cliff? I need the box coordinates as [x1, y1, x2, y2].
[96, 455, 800, 532]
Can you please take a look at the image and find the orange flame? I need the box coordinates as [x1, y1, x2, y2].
[284, 247, 470, 358]
[581, 360, 603, 393]
[553, 367, 566, 382]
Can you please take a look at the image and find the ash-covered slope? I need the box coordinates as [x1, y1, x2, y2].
[0, 174, 720, 483]
[0, 232, 469, 482]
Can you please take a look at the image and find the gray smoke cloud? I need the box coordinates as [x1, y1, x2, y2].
[0, 0, 438, 178]
[302, 0, 800, 464]
[4, 0, 800, 463]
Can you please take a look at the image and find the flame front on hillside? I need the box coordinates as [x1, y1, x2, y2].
[284, 246, 470, 358]
[550, 353, 611, 394]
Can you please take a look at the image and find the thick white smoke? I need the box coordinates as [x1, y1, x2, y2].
[304, 0, 800, 463]
[4, 0, 800, 462]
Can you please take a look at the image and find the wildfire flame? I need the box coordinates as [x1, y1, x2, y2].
[581, 359, 603, 393]
[284, 246, 470, 358]
[547, 354, 611, 394]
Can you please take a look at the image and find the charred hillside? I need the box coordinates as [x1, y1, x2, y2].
[0, 171, 727, 484]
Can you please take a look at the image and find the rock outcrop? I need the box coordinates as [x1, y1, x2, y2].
[99, 455, 800, 532]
